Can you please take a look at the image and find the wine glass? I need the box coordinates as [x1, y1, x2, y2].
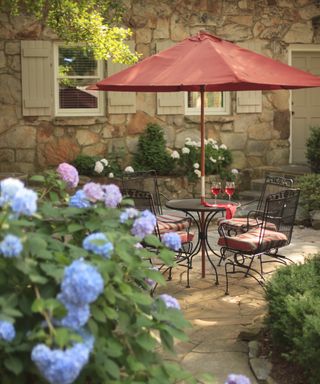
[225, 181, 235, 201]
[211, 181, 221, 204]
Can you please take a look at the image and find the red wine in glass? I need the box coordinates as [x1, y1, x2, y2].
[211, 182, 221, 204]
[225, 181, 235, 201]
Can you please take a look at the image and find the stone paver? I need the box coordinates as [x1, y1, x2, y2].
[158, 226, 320, 384]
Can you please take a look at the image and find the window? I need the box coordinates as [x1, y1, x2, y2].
[185, 91, 230, 115]
[54, 43, 104, 116]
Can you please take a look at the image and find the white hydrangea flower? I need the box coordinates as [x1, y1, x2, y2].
[182, 147, 190, 154]
[220, 144, 227, 149]
[213, 144, 219, 150]
[231, 168, 239, 175]
[171, 150, 180, 159]
[209, 156, 217, 163]
[100, 158, 109, 166]
[218, 156, 222, 160]
[185, 137, 191, 143]
[94, 161, 104, 174]
[108, 172, 114, 178]
[194, 169, 201, 178]
[204, 139, 208, 145]
[193, 163, 200, 169]
[124, 166, 134, 173]
[208, 138, 217, 145]
[195, 141, 201, 147]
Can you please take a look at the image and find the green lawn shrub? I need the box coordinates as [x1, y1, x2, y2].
[265, 255, 320, 383]
[297, 174, 320, 216]
[132, 123, 175, 175]
[306, 126, 320, 173]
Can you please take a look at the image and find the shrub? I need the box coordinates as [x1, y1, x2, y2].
[306, 126, 320, 173]
[132, 123, 175, 175]
[296, 174, 320, 213]
[0, 168, 199, 384]
[265, 255, 320, 383]
[176, 138, 233, 182]
[73, 154, 122, 178]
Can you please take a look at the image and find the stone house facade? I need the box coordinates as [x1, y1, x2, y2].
[0, 0, 320, 176]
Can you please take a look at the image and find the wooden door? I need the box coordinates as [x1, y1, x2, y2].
[292, 52, 320, 163]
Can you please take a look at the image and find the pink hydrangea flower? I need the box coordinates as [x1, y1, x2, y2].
[83, 183, 105, 202]
[57, 163, 79, 188]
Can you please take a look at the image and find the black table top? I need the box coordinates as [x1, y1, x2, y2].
[165, 198, 239, 213]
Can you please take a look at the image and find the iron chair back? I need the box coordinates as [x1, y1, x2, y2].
[121, 170, 163, 215]
[256, 175, 294, 213]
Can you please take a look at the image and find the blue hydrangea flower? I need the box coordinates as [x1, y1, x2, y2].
[0, 234, 23, 258]
[61, 259, 104, 305]
[11, 187, 37, 216]
[31, 342, 90, 384]
[141, 210, 157, 226]
[131, 210, 156, 239]
[57, 294, 90, 330]
[158, 294, 180, 310]
[69, 190, 91, 208]
[225, 374, 251, 384]
[82, 233, 113, 259]
[102, 184, 122, 208]
[0, 320, 16, 342]
[119, 208, 139, 223]
[0, 178, 24, 207]
[162, 232, 181, 251]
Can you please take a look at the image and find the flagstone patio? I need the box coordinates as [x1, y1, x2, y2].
[158, 226, 320, 383]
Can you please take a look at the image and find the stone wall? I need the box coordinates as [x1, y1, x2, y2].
[0, 0, 320, 175]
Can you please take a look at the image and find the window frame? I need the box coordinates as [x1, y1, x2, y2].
[53, 42, 105, 117]
[184, 91, 230, 116]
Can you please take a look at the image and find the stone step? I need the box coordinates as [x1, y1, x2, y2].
[250, 178, 265, 192]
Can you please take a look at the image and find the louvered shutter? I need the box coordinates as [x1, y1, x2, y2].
[107, 41, 136, 114]
[236, 41, 262, 113]
[156, 41, 184, 115]
[21, 41, 52, 116]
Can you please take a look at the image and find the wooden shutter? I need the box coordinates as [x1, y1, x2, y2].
[236, 41, 262, 113]
[21, 41, 52, 116]
[107, 41, 136, 114]
[156, 41, 184, 115]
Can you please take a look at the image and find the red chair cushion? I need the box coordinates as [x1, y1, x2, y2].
[217, 217, 277, 231]
[157, 213, 190, 234]
[218, 227, 288, 253]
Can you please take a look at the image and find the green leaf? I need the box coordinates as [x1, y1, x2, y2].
[54, 328, 71, 348]
[4, 356, 23, 375]
[67, 223, 83, 233]
[29, 175, 45, 183]
[135, 332, 157, 351]
[29, 273, 48, 284]
[91, 306, 106, 323]
[31, 298, 45, 313]
[144, 235, 161, 248]
[104, 358, 120, 379]
[49, 191, 59, 202]
[2, 307, 23, 318]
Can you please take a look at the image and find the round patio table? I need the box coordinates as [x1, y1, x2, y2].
[165, 198, 240, 283]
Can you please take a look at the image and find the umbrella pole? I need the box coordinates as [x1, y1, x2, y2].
[200, 85, 205, 203]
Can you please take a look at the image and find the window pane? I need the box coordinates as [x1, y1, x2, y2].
[59, 79, 98, 109]
[59, 47, 97, 77]
[187, 92, 224, 108]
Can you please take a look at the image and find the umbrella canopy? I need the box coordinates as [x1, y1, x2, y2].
[93, 32, 320, 200]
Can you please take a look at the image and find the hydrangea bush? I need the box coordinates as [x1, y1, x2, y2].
[0, 165, 195, 384]
[0, 164, 251, 384]
[174, 138, 233, 182]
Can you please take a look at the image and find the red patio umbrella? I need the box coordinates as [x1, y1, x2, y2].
[92, 32, 320, 202]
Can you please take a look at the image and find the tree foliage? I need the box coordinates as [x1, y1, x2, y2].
[0, 0, 139, 63]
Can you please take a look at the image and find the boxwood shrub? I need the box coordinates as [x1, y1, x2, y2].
[265, 255, 320, 383]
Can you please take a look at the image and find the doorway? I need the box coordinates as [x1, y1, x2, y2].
[291, 50, 320, 163]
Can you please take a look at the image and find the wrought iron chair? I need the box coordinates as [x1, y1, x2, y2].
[121, 188, 194, 288]
[217, 175, 294, 235]
[217, 189, 300, 295]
